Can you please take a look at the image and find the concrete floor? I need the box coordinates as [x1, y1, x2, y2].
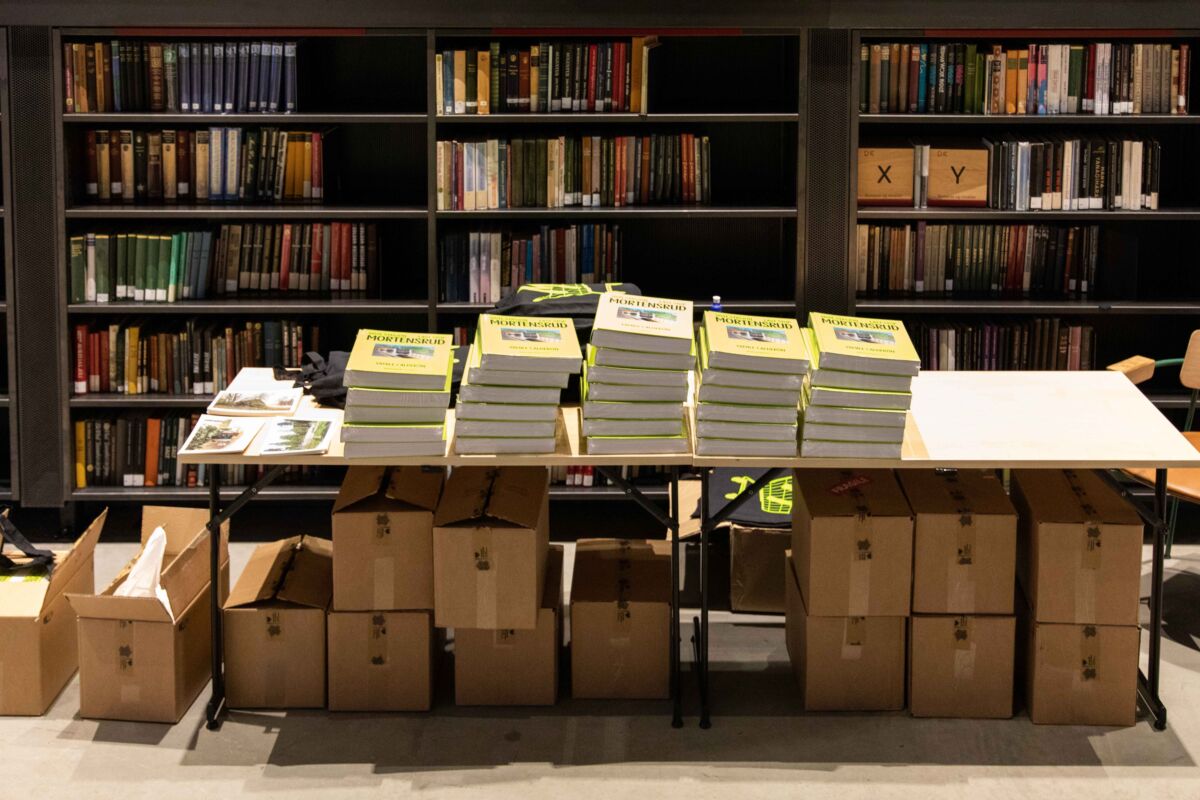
[4, 541, 1200, 799]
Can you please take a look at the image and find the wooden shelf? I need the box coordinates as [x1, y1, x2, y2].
[437, 207, 797, 219]
[68, 299, 429, 314]
[70, 394, 212, 408]
[436, 112, 799, 124]
[856, 208, 1200, 221]
[65, 205, 428, 220]
[69, 483, 666, 501]
[856, 299, 1200, 315]
[859, 113, 1200, 125]
[64, 112, 426, 124]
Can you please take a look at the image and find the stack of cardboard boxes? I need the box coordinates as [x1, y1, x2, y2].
[786, 469, 912, 711]
[433, 466, 561, 705]
[1013, 469, 1143, 726]
[900, 470, 1017, 719]
[328, 465, 444, 710]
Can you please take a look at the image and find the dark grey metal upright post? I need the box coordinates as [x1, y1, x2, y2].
[8, 27, 66, 507]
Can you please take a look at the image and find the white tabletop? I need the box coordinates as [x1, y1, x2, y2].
[180, 369, 1200, 470]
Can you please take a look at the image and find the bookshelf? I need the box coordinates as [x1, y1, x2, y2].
[50, 27, 804, 507]
[849, 28, 1200, 410]
[0, 31, 15, 501]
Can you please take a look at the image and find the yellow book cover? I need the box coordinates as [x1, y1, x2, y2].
[807, 312, 920, 376]
[344, 329, 454, 390]
[701, 310, 810, 373]
[478, 49, 491, 114]
[476, 313, 582, 372]
[591, 292, 694, 355]
[75, 421, 87, 488]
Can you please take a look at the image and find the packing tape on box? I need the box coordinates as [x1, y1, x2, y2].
[848, 515, 873, 617]
[373, 558, 395, 610]
[953, 616, 976, 682]
[948, 483, 978, 613]
[473, 532, 499, 629]
[264, 610, 287, 707]
[493, 629, 518, 649]
[117, 620, 140, 705]
[841, 617, 865, 661]
[1074, 624, 1101, 716]
[367, 613, 389, 703]
[611, 545, 634, 647]
[1063, 471, 1103, 621]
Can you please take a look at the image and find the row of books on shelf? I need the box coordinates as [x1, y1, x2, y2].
[74, 413, 333, 488]
[855, 222, 1100, 297]
[436, 134, 711, 210]
[82, 127, 323, 204]
[64, 40, 298, 114]
[870, 137, 1162, 211]
[435, 38, 657, 116]
[439, 226, 623, 303]
[909, 318, 1096, 371]
[548, 465, 668, 487]
[862, 42, 1190, 115]
[69, 223, 377, 303]
[71, 320, 319, 396]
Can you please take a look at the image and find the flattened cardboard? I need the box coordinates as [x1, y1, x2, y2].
[729, 525, 790, 614]
[68, 507, 230, 723]
[1022, 597, 1139, 726]
[909, 614, 1015, 719]
[785, 554, 905, 711]
[0, 509, 105, 715]
[1012, 470, 1142, 625]
[433, 467, 549, 630]
[455, 545, 562, 706]
[571, 539, 671, 700]
[224, 536, 333, 709]
[899, 470, 1017, 614]
[332, 466, 445, 611]
[791, 469, 914, 617]
[327, 610, 434, 711]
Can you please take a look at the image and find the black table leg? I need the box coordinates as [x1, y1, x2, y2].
[204, 463, 287, 732]
[1139, 467, 1169, 730]
[595, 465, 683, 728]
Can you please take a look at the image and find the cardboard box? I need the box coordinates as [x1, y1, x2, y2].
[223, 535, 332, 709]
[857, 147, 915, 206]
[332, 465, 444, 611]
[729, 524, 790, 614]
[1023, 600, 1139, 726]
[571, 539, 671, 700]
[899, 469, 1017, 614]
[927, 146, 989, 206]
[327, 610, 434, 711]
[785, 553, 905, 711]
[791, 469, 914, 617]
[455, 545, 562, 706]
[909, 614, 1015, 719]
[1012, 469, 1143, 625]
[68, 507, 230, 723]
[433, 467, 549, 630]
[0, 510, 104, 715]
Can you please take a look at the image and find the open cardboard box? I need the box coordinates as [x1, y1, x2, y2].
[67, 506, 229, 723]
[0, 509, 105, 715]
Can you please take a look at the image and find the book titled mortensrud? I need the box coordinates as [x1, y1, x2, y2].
[591, 293, 694, 354]
[701, 311, 811, 374]
[344, 329, 454, 390]
[476, 313, 582, 372]
[807, 312, 921, 376]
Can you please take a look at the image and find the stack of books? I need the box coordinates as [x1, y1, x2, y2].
[454, 314, 581, 454]
[801, 312, 920, 459]
[695, 311, 810, 456]
[340, 329, 454, 458]
[582, 294, 694, 455]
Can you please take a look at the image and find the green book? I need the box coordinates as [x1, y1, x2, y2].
[489, 42, 501, 112]
[94, 234, 110, 302]
[69, 235, 86, 304]
[1068, 45, 1083, 112]
[511, 137, 524, 208]
[964, 44, 978, 113]
[155, 234, 171, 301]
[975, 53, 986, 114]
[132, 234, 148, 301]
[115, 234, 128, 300]
[167, 233, 181, 303]
[144, 235, 160, 302]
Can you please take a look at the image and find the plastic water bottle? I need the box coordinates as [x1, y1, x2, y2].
[711, 294, 722, 311]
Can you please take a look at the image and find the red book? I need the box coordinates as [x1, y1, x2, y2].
[144, 417, 160, 487]
[310, 223, 323, 291]
[555, 229, 566, 282]
[311, 133, 323, 200]
[613, 42, 625, 111]
[73, 324, 88, 394]
[340, 221, 352, 290]
[87, 332, 98, 392]
[908, 45, 920, 111]
[99, 331, 110, 393]
[279, 223, 293, 291]
[175, 130, 190, 201]
[613, 137, 623, 207]
[587, 44, 598, 111]
[640, 135, 651, 204]
[63, 43, 75, 112]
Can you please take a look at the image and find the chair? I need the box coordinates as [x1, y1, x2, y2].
[1108, 330, 1200, 557]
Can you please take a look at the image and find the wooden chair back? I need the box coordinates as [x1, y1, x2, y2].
[1183, 331, 1200, 390]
